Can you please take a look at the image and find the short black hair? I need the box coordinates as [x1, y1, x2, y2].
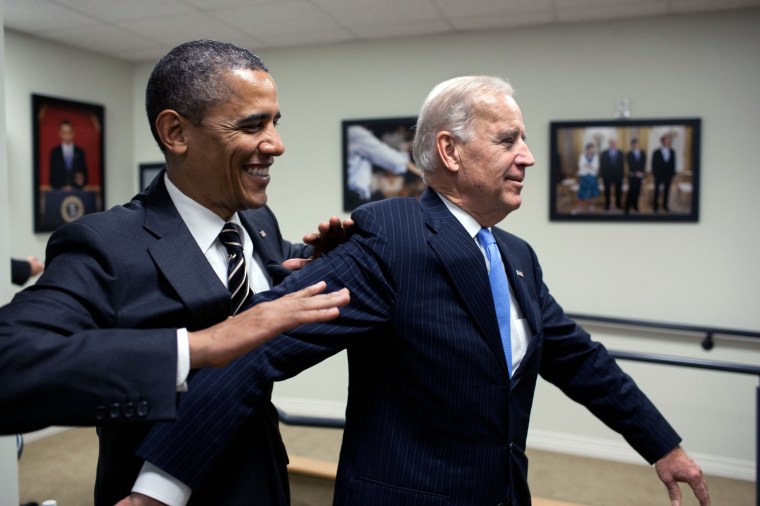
[145, 39, 269, 152]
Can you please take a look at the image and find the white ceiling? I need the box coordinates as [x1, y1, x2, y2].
[4, 0, 760, 63]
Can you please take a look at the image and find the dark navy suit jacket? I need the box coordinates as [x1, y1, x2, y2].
[139, 188, 680, 506]
[0, 170, 309, 504]
[49, 144, 88, 189]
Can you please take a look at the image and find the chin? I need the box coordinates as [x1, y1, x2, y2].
[246, 190, 268, 206]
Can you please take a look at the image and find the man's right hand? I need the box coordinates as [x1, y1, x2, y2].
[115, 492, 166, 506]
[188, 281, 349, 368]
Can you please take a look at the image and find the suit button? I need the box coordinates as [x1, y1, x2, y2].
[137, 400, 149, 417]
[123, 402, 136, 418]
[108, 402, 121, 419]
[95, 405, 106, 421]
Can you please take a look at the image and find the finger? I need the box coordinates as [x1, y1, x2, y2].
[291, 287, 350, 308]
[318, 216, 342, 233]
[294, 289, 350, 321]
[281, 258, 312, 270]
[301, 232, 320, 244]
[283, 281, 328, 299]
[665, 481, 682, 506]
[689, 478, 710, 505]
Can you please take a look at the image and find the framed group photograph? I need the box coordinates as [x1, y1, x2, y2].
[342, 116, 424, 212]
[32, 94, 105, 232]
[549, 118, 701, 222]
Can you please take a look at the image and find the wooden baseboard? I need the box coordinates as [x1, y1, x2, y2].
[287, 455, 587, 506]
[287, 455, 338, 480]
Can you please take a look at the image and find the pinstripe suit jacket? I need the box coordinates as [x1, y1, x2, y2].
[139, 188, 680, 506]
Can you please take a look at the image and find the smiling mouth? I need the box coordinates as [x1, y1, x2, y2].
[245, 166, 270, 177]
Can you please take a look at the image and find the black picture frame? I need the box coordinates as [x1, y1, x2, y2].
[549, 118, 701, 222]
[139, 162, 164, 190]
[32, 94, 105, 232]
[342, 116, 424, 212]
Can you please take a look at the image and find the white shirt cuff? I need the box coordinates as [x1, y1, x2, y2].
[132, 461, 192, 506]
[176, 329, 190, 392]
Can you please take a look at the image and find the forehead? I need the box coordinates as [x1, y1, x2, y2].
[206, 68, 279, 117]
[471, 93, 523, 130]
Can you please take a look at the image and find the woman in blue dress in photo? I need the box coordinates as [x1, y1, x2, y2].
[574, 142, 600, 213]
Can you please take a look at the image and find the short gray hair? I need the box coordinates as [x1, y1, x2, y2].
[412, 76, 514, 178]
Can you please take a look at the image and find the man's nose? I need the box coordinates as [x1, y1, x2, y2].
[261, 129, 285, 156]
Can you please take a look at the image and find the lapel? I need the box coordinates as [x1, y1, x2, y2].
[141, 170, 230, 329]
[420, 189, 510, 379]
[238, 210, 292, 286]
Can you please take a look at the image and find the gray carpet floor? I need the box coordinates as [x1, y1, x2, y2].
[17, 426, 754, 505]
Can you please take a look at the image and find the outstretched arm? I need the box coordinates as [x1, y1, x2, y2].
[188, 281, 349, 368]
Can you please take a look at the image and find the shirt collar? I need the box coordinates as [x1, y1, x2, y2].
[164, 173, 242, 254]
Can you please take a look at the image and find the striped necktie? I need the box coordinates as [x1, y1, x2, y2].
[476, 227, 513, 377]
[219, 222, 251, 315]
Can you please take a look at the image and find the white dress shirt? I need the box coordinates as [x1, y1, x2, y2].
[132, 174, 273, 505]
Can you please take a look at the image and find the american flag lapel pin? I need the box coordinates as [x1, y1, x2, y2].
[259, 230, 267, 238]
[516, 269, 524, 278]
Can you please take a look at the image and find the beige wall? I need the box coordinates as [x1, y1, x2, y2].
[5, 7, 760, 481]
[0, 4, 21, 505]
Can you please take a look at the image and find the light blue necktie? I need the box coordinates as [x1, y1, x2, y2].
[477, 227, 513, 377]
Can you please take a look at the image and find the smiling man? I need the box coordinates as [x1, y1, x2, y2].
[123, 75, 710, 506]
[0, 39, 352, 505]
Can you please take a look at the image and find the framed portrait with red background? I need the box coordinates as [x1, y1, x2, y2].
[32, 94, 105, 232]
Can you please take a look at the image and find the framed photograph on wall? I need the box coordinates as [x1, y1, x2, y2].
[139, 162, 164, 190]
[342, 116, 424, 212]
[32, 94, 105, 232]
[549, 118, 701, 222]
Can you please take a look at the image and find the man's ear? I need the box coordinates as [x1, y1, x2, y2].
[155, 110, 189, 155]
[435, 131, 460, 173]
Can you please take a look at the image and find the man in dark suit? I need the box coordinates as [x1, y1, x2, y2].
[625, 138, 646, 214]
[125, 76, 710, 506]
[49, 120, 88, 189]
[652, 134, 677, 212]
[0, 38, 350, 497]
[599, 138, 625, 211]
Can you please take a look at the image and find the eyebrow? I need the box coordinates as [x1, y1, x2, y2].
[234, 111, 281, 126]
[498, 128, 523, 140]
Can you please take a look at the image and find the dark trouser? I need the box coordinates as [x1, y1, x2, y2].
[653, 175, 673, 211]
[625, 177, 642, 213]
[603, 178, 623, 210]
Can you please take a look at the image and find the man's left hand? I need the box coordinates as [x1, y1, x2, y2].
[302, 216, 355, 259]
[654, 446, 710, 505]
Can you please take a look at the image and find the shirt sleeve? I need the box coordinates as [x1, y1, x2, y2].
[132, 461, 192, 506]
[176, 328, 190, 392]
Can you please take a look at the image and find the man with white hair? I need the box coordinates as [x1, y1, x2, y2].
[127, 75, 710, 506]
